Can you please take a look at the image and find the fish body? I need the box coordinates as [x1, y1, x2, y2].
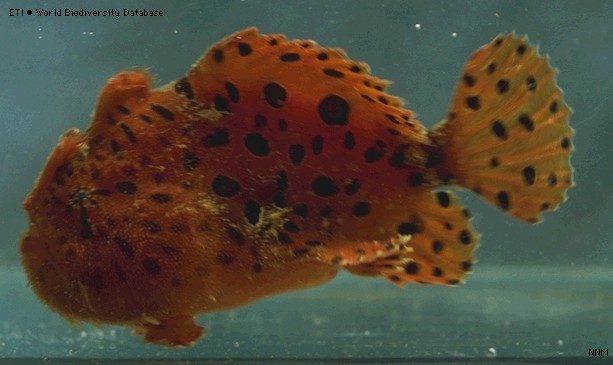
[21, 28, 573, 346]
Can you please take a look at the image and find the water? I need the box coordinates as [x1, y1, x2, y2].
[1, 0, 612, 363]
[1, 265, 612, 361]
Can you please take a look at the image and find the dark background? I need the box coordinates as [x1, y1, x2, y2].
[0, 0, 611, 359]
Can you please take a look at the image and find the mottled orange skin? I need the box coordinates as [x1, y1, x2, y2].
[21, 72, 338, 346]
[21, 28, 573, 346]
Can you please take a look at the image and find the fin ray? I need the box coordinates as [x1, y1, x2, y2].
[187, 27, 426, 141]
[432, 33, 574, 222]
[342, 190, 478, 286]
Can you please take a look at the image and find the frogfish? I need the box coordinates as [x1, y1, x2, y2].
[21, 27, 574, 347]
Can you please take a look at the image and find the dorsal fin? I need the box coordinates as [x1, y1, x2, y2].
[183, 27, 426, 141]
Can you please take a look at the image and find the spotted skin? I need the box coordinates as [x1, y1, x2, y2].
[430, 34, 574, 222]
[21, 28, 573, 347]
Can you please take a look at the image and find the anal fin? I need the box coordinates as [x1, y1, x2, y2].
[318, 235, 413, 269]
[343, 190, 478, 286]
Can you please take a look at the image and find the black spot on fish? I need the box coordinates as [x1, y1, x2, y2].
[211, 175, 241, 198]
[404, 262, 419, 275]
[244, 199, 261, 225]
[151, 104, 175, 121]
[519, 114, 535, 132]
[255, 115, 267, 130]
[116, 105, 130, 115]
[526, 75, 537, 91]
[344, 178, 360, 195]
[293, 203, 308, 218]
[352, 202, 371, 217]
[78, 206, 92, 240]
[226, 226, 245, 246]
[183, 151, 200, 171]
[487, 62, 497, 74]
[276, 170, 288, 191]
[277, 231, 292, 244]
[224, 82, 240, 103]
[311, 175, 339, 197]
[116, 181, 137, 195]
[202, 128, 229, 148]
[491, 120, 508, 140]
[280, 53, 300, 62]
[111, 140, 121, 154]
[407, 173, 424, 187]
[283, 221, 300, 233]
[497, 79, 510, 94]
[213, 49, 223, 62]
[323, 68, 344, 78]
[463, 74, 476, 87]
[466, 96, 480, 110]
[459, 230, 472, 245]
[550, 101, 559, 114]
[151, 193, 172, 203]
[174, 77, 194, 99]
[237, 42, 252, 56]
[289, 144, 304, 166]
[344, 131, 355, 150]
[114, 236, 134, 258]
[312, 135, 324, 155]
[140, 114, 153, 124]
[214, 94, 230, 112]
[497, 191, 510, 210]
[318, 94, 349, 125]
[436, 192, 451, 207]
[398, 221, 421, 235]
[432, 240, 443, 254]
[278, 119, 288, 131]
[244, 133, 270, 156]
[264, 82, 287, 108]
[118, 123, 137, 143]
[216, 251, 234, 265]
[522, 166, 536, 185]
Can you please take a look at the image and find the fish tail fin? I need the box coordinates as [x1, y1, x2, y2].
[430, 33, 574, 223]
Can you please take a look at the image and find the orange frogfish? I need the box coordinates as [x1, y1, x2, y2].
[21, 27, 574, 347]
